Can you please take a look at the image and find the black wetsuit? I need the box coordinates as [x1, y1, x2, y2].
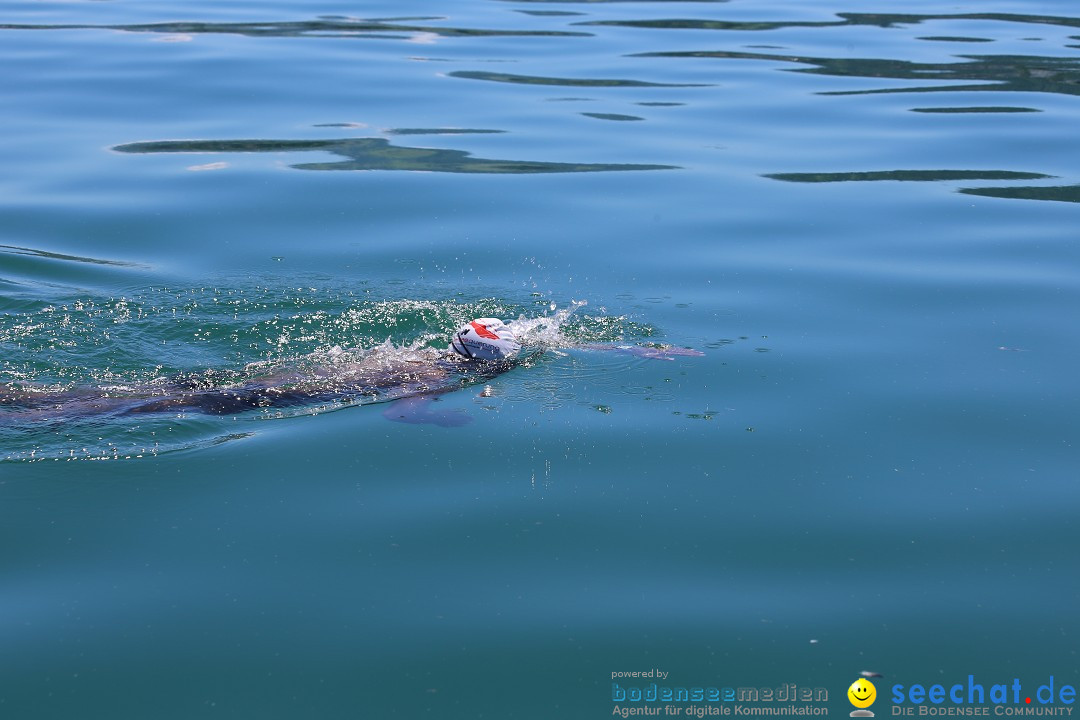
[1, 356, 517, 420]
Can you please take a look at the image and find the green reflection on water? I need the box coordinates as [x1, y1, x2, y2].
[583, 11, 1080, 32]
[612, 12, 1080, 99]
[764, 170, 1052, 183]
[917, 35, 993, 42]
[581, 112, 645, 121]
[636, 48, 1080, 98]
[959, 184, 1080, 203]
[0, 18, 590, 39]
[910, 106, 1040, 113]
[113, 137, 676, 174]
[449, 70, 707, 88]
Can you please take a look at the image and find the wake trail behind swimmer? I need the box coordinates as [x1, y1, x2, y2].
[0, 318, 703, 425]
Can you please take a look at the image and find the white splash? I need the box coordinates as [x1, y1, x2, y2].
[507, 300, 587, 351]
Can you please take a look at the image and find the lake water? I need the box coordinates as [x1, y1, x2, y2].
[2, 1, 1078, 718]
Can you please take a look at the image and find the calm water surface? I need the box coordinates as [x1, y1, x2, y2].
[1, 0, 1078, 718]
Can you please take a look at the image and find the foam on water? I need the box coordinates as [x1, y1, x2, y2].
[507, 299, 589, 355]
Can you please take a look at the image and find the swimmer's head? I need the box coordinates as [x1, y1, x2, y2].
[450, 318, 521, 361]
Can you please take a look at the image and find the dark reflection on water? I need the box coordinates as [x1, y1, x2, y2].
[636, 48, 1080, 98]
[763, 170, 1080, 204]
[959, 184, 1080, 203]
[765, 170, 1052, 183]
[384, 128, 505, 136]
[449, 70, 708, 88]
[112, 137, 676, 173]
[583, 12, 1080, 33]
[0, 18, 590, 39]
[309, 126, 506, 135]
[605, 10, 1080, 202]
[582, 112, 644, 121]
[610, 13, 1080, 98]
[910, 106, 1040, 113]
[918, 35, 993, 42]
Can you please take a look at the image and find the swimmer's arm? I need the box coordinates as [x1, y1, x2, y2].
[577, 344, 705, 361]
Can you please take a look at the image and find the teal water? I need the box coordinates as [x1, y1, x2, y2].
[2, 1, 1078, 718]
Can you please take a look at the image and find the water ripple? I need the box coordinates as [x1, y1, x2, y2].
[582, 12, 1080, 33]
[764, 170, 1053, 183]
[0, 244, 144, 268]
[910, 106, 1040, 113]
[112, 137, 675, 174]
[959, 184, 1080, 203]
[449, 70, 709, 88]
[0, 18, 591, 39]
[633, 49, 1080, 98]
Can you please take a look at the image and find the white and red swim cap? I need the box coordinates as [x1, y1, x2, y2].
[450, 318, 521, 361]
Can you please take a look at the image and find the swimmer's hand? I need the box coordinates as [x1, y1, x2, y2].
[579, 344, 705, 361]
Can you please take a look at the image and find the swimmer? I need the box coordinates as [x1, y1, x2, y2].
[0, 318, 702, 425]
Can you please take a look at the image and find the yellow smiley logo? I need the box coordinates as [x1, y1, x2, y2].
[848, 678, 877, 709]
